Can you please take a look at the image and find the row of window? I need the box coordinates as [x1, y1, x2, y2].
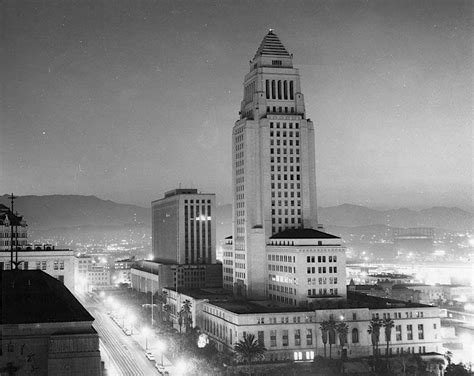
[308, 288, 339, 296]
[307, 276, 338, 285]
[307, 266, 338, 274]
[307, 255, 337, 263]
[268, 284, 295, 295]
[265, 79, 295, 100]
[268, 254, 295, 263]
[269, 274, 297, 285]
[271, 157, 300, 168]
[270, 122, 299, 129]
[271, 139, 300, 146]
[268, 264, 296, 273]
[372, 311, 424, 320]
[270, 148, 300, 155]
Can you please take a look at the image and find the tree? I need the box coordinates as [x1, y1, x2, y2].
[445, 363, 471, 376]
[233, 333, 266, 376]
[179, 299, 193, 333]
[336, 321, 349, 358]
[328, 319, 337, 359]
[336, 321, 349, 374]
[382, 317, 395, 368]
[320, 320, 331, 358]
[367, 317, 382, 370]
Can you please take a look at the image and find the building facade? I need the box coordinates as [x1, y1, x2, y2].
[152, 188, 216, 265]
[0, 204, 28, 251]
[200, 294, 443, 361]
[0, 270, 101, 376]
[0, 247, 76, 292]
[232, 30, 323, 299]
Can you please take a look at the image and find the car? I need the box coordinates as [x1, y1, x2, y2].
[145, 351, 155, 361]
[123, 328, 132, 336]
[155, 363, 168, 375]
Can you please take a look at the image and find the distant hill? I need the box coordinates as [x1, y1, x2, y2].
[0, 194, 150, 230]
[1, 195, 471, 233]
[318, 204, 473, 232]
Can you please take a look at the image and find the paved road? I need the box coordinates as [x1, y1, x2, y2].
[79, 295, 160, 376]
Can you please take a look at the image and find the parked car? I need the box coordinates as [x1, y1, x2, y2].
[145, 350, 155, 361]
[155, 363, 168, 375]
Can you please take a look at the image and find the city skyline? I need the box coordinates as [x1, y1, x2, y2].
[1, 0, 472, 210]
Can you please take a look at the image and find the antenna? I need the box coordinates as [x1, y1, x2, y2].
[8, 193, 23, 271]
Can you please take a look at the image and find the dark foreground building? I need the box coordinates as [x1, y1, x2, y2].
[0, 270, 101, 375]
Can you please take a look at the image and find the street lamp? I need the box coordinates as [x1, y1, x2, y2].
[175, 359, 187, 376]
[157, 340, 167, 367]
[128, 314, 136, 334]
[142, 326, 151, 350]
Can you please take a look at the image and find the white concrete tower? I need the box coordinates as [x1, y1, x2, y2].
[232, 30, 320, 299]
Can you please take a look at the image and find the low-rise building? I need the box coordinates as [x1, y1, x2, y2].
[130, 260, 223, 295]
[0, 246, 75, 292]
[0, 270, 102, 375]
[0, 204, 28, 250]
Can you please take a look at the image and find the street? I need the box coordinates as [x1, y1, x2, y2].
[79, 293, 163, 376]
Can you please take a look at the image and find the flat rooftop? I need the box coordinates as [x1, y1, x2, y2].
[1, 270, 94, 325]
[204, 292, 432, 314]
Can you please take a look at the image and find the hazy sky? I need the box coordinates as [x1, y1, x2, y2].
[1, 0, 472, 209]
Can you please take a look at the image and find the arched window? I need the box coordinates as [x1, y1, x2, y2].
[284, 81, 288, 99]
[352, 328, 359, 343]
[272, 80, 276, 99]
[266, 80, 270, 99]
[289, 81, 294, 100]
[278, 80, 282, 99]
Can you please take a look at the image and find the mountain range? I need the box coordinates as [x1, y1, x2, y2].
[1, 194, 472, 233]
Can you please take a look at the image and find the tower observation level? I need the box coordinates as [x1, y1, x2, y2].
[232, 30, 320, 299]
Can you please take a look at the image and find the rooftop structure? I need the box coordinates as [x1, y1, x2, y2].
[0, 270, 101, 375]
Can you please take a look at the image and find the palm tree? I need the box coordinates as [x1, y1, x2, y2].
[328, 319, 337, 359]
[233, 333, 266, 376]
[336, 321, 349, 374]
[367, 317, 382, 370]
[336, 321, 349, 358]
[382, 317, 395, 368]
[320, 320, 331, 358]
[179, 299, 193, 332]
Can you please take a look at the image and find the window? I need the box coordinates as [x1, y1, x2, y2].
[258, 331, 265, 346]
[396, 325, 402, 341]
[306, 329, 313, 345]
[352, 328, 359, 343]
[293, 329, 301, 346]
[418, 324, 424, 340]
[41, 261, 47, 270]
[270, 330, 277, 347]
[407, 325, 413, 340]
[282, 330, 289, 346]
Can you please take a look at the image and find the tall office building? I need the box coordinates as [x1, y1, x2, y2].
[232, 30, 330, 300]
[152, 188, 216, 264]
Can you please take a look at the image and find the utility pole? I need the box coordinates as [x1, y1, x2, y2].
[8, 193, 17, 269]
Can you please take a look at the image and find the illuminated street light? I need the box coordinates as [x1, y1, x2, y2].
[142, 326, 151, 350]
[175, 359, 188, 376]
[157, 340, 167, 367]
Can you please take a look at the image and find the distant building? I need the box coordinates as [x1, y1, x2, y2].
[130, 260, 222, 294]
[74, 255, 93, 293]
[111, 257, 135, 285]
[0, 204, 28, 250]
[0, 246, 76, 292]
[88, 265, 111, 289]
[0, 270, 101, 375]
[393, 227, 434, 256]
[131, 188, 222, 294]
[222, 236, 234, 290]
[152, 188, 216, 264]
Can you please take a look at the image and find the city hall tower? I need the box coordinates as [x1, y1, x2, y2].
[232, 30, 322, 299]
